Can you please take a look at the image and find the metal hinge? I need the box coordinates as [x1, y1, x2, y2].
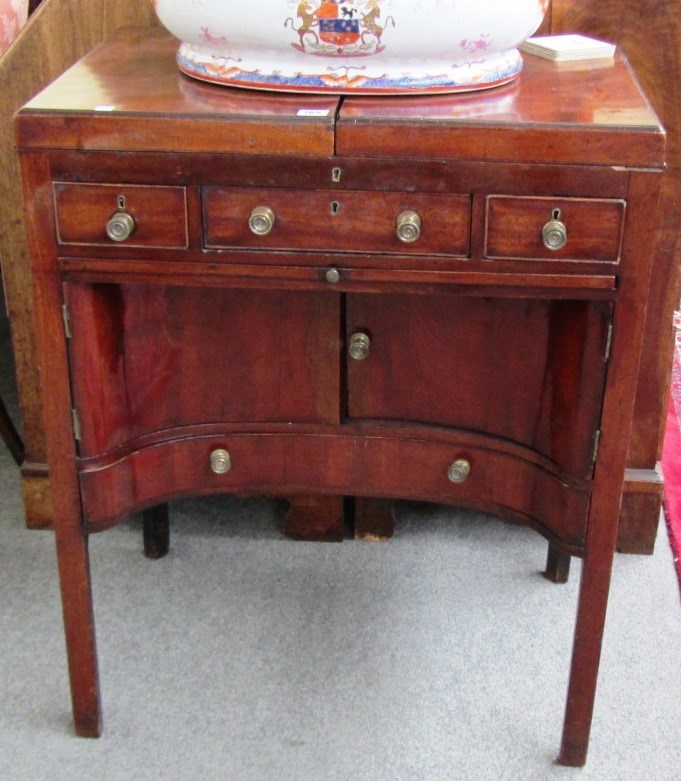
[71, 408, 82, 442]
[592, 429, 602, 465]
[62, 303, 72, 339]
[603, 321, 613, 362]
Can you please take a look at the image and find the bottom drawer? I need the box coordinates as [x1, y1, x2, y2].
[79, 429, 590, 548]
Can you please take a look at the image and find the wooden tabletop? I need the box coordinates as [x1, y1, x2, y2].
[15, 27, 341, 156]
[339, 55, 664, 166]
[15, 26, 664, 166]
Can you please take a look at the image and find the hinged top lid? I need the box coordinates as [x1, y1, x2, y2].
[337, 54, 664, 167]
[15, 27, 340, 157]
[15, 27, 664, 167]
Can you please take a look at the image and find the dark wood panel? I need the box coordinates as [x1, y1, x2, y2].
[65, 283, 341, 457]
[203, 188, 471, 257]
[347, 294, 612, 478]
[485, 196, 624, 262]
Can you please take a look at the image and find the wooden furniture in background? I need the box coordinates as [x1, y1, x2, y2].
[0, 0, 158, 525]
[15, 28, 664, 765]
[0, 0, 28, 464]
[545, 0, 681, 553]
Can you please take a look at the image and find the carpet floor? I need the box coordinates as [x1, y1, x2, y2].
[0, 317, 679, 780]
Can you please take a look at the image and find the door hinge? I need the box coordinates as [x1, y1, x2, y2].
[603, 321, 613, 362]
[62, 303, 72, 339]
[592, 429, 602, 465]
[71, 408, 82, 442]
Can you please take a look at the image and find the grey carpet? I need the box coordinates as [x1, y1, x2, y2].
[0, 317, 679, 781]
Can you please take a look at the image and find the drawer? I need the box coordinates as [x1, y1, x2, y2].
[203, 187, 471, 256]
[485, 196, 625, 262]
[78, 428, 589, 547]
[53, 182, 188, 248]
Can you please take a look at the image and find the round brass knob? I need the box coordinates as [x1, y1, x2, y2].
[325, 268, 341, 284]
[348, 332, 371, 361]
[210, 448, 232, 475]
[447, 459, 471, 484]
[396, 211, 422, 243]
[542, 211, 568, 251]
[248, 206, 275, 236]
[106, 211, 136, 242]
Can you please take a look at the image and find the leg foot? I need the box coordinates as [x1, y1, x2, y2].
[283, 495, 344, 542]
[557, 743, 588, 767]
[543, 543, 571, 583]
[143, 504, 170, 559]
[55, 525, 102, 737]
[354, 497, 395, 541]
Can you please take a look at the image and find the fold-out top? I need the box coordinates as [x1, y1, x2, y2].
[16, 26, 664, 167]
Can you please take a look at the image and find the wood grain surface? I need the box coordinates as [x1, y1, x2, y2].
[550, 0, 681, 552]
[15, 20, 667, 759]
[0, 0, 159, 527]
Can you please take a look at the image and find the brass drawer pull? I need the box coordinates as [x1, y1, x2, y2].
[325, 268, 341, 284]
[542, 209, 568, 251]
[348, 332, 371, 360]
[396, 210, 422, 243]
[249, 205, 275, 236]
[106, 211, 136, 242]
[447, 459, 471, 484]
[210, 448, 232, 475]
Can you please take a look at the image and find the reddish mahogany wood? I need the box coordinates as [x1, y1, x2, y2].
[559, 170, 661, 766]
[48, 149, 630, 198]
[65, 283, 341, 457]
[19, 150, 102, 735]
[283, 496, 344, 542]
[53, 183, 189, 249]
[76, 427, 591, 549]
[15, 28, 339, 155]
[13, 26, 666, 764]
[485, 197, 625, 262]
[354, 497, 395, 541]
[346, 294, 611, 478]
[338, 54, 663, 167]
[616, 468, 663, 554]
[549, 0, 681, 555]
[57, 256, 618, 293]
[203, 188, 471, 257]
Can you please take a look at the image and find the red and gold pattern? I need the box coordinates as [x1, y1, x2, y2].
[287, 0, 394, 56]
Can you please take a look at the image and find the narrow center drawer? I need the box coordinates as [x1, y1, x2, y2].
[203, 187, 471, 256]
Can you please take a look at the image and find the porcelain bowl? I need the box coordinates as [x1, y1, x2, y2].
[152, 0, 548, 94]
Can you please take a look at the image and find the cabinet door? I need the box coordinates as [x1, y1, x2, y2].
[66, 283, 340, 458]
[346, 294, 611, 478]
